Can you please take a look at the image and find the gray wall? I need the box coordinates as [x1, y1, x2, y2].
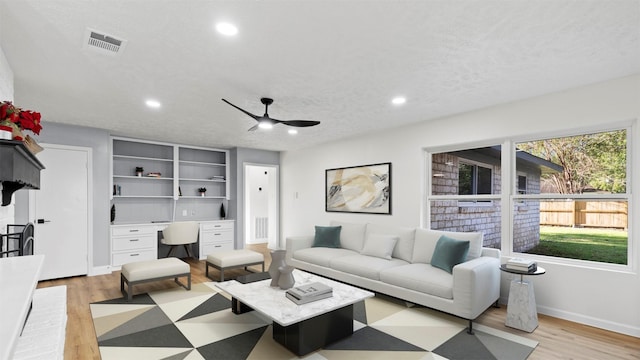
[15, 121, 111, 267]
[16, 125, 281, 270]
[230, 147, 280, 249]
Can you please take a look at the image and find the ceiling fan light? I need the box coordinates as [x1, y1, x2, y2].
[258, 122, 273, 129]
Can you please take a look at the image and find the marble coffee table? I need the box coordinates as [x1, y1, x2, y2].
[215, 269, 374, 356]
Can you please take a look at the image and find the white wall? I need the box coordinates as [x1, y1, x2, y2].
[0, 45, 15, 232]
[280, 74, 640, 336]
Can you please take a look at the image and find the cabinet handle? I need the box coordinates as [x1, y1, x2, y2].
[214, 233, 221, 236]
[214, 225, 222, 228]
[129, 239, 139, 242]
[130, 253, 139, 257]
[129, 229, 139, 232]
[214, 245, 222, 248]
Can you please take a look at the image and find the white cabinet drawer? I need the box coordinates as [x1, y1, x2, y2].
[201, 230, 233, 243]
[112, 249, 156, 266]
[203, 242, 233, 255]
[112, 234, 155, 251]
[112, 226, 157, 236]
[200, 222, 233, 231]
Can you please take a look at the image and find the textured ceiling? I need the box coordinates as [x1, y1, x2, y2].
[1, 0, 639, 151]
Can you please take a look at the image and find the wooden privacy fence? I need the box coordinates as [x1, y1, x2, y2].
[540, 201, 628, 229]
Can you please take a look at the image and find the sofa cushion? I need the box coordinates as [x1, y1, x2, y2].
[293, 247, 357, 267]
[360, 234, 398, 260]
[330, 254, 408, 281]
[412, 229, 483, 263]
[366, 223, 415, 262]
[313, 226, 341, 248]
[330, 220, 366, 252]
[430, 235, 470, 274]
[380, 263, 454, 299]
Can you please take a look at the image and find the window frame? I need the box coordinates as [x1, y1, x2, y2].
[424, 120, 634, 272]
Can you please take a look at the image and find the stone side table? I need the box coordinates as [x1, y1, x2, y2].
[500, 264, 546, 332]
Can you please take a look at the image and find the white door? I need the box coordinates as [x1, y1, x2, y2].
[31, 144, 90, 280]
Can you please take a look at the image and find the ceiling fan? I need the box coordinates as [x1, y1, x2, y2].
[222, 97, 320, 131]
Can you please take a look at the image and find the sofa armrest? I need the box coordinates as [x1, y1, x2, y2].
[452, 255, 501, 319]
[480, 247, 500, 259]
[285, 236, 314, 263]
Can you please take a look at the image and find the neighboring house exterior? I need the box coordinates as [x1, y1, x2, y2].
[431, 146, 562, 252]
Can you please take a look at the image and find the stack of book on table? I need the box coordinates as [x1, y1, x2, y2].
[506, 258, 537, 272]
[286, 282, 333, 304]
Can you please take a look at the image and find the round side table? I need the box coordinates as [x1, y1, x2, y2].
[500, 264, 546, 332]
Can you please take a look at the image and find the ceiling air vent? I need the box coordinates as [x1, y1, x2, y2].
[83, 28, 127, 56]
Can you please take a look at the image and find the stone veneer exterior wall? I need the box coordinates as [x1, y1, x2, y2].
[430, 152, 541, 251]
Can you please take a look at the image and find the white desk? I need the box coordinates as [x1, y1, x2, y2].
[0, 255, 44, 360]
[110, 220, 234, 267]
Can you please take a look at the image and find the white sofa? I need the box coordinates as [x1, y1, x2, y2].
[285, 221, 501, 332]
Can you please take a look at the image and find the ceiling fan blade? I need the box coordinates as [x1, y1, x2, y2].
[280, 120, 321, 127]
[222, 99, 259, 121]
[247, 124, 259, 132]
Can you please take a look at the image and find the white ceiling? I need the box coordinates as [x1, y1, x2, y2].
[1, 1, 639, 151]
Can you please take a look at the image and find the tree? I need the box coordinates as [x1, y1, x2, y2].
[518, 129, 626, 194]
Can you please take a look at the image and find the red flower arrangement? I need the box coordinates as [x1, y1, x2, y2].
[0, 101, 43, 139]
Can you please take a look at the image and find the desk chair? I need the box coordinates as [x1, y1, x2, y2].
[161, 221, 199, 258]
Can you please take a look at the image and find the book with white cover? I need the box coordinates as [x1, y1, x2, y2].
[286, 282, 332, 300]
[286, 291, 333, 305]
[507, 258, 536, 267]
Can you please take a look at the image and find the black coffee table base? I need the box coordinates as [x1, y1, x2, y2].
[272, 304, 354, 356]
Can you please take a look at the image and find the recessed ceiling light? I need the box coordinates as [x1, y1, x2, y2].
[145, 99, 161, 109]
[392, 96, 406, 105]
[288, 129, 298, 135]
[216, 22, 238, 36]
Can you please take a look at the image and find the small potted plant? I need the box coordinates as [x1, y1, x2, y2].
[198, 187, 207, 197]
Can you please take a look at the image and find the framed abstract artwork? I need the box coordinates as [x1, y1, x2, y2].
[325, 162, 391, 214]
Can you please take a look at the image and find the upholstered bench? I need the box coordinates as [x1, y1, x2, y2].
[206, 249, 265, 281]
[120, 258, 191, 301]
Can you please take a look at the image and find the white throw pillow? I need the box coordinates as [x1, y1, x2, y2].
[360, 234, 398, 260]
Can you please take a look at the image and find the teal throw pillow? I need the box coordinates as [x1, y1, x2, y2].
[313, 226, 342, 248]
[430, 235, 470, 274]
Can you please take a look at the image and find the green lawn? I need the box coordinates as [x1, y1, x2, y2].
[525, 226, 628, 265]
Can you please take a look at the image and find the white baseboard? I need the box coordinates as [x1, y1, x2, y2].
[498, 296, 639, 338]
[537, 305, 640, 338]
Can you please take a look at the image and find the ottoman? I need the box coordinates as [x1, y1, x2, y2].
[206, 249, 265, 281]
[120, 258, 191, 301]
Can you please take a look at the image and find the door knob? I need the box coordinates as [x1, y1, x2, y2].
[37, 219, 51, 224]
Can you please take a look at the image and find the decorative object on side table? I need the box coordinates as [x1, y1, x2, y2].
[0, 100, 44, 153]
[198, 187, 207, 197]
[277, 265, 295, 289]
[268, 249, 286, 287]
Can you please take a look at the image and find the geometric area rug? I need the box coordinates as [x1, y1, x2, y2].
[90, 282, 538, 360]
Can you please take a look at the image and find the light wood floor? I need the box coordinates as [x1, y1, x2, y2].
[37, 243, 640, 360]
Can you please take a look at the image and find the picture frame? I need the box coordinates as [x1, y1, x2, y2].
[325, 162, 391, 214]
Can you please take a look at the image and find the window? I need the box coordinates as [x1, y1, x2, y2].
[426, 126, 632, 266]
[517, 174, 527, 195]
[459, 162, 492, 195]
[429, 146, 502, 249]
[513, 128, 629, 265]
